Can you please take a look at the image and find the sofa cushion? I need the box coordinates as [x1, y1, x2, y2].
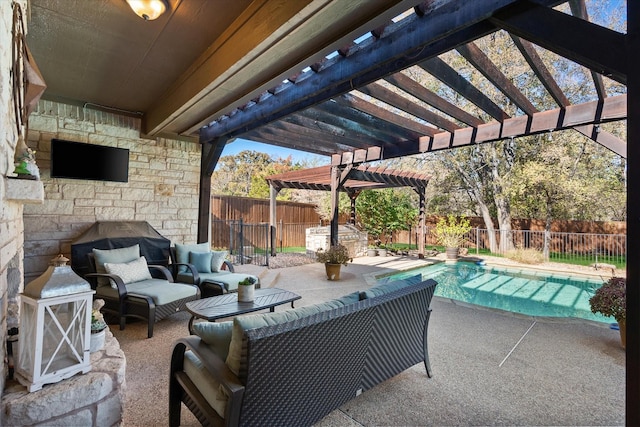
[210, 250, 228, 272]
[93, 244, 140, 286]
[95, 278, 198, 305]
[363, 274, 423, 299]
[104, 256, 152, 288]
[193, 321, 233, 360]
[175, 242, 210, 273]
[183, 351, 228, 419]
[225, 295, 355, 375]
[190, 251, 213, 273]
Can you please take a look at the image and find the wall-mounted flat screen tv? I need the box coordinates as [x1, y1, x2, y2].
[51, 139, 129, 182]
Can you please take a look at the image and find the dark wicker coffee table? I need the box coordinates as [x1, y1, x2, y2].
[185, 288, 301, 333]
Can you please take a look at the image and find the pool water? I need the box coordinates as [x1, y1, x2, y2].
[379, 262, 612, 323]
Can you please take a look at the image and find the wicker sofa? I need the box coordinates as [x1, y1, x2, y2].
[169, 277, 437, 426]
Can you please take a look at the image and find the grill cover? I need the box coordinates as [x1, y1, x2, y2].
[71, 221, 171, 278]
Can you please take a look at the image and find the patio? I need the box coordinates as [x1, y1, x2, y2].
[113, 255, 624, 426]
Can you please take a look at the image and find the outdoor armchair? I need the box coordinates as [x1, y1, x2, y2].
[85, 244, 200, 338]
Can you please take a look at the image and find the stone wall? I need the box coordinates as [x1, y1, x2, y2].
[2, 329, 125, 427]
[23, 99, 202, 285]
[0, 0, 30, 408]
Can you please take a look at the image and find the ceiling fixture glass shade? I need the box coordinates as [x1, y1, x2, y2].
[126, 0, 168, 21]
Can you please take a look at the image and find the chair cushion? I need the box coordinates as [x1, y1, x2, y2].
[189, 251, 213, 273]
[175, 242, 210, 273]
[104, 256, 152, 288]
[193, 321, 233, 360]
[210, 250, 228, 272]
[183, 351, 228, 419]
[96, 278, 198, 306]
[93, 245, 140, 286]
[176, 271, 259, 292]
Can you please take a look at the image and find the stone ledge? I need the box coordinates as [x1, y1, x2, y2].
[2, 328, 125, 426]
[5, 178, 44, 204]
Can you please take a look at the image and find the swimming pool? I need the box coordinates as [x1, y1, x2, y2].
[379, 262, 612, 323]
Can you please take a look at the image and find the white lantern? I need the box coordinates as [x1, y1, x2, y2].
[15, 255, 94, 392]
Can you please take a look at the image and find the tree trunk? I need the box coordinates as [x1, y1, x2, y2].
[488, 144, 515, 253]
[445, 154, 498, 253]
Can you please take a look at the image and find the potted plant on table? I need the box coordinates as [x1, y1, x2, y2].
[589, 276, 626, 349]
[238, 276, 257, 302]
[90, 299, 107, 353]
[432, 215, 472, 260]
[316, 244, 352, 281]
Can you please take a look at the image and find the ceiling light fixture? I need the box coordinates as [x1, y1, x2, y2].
[126, 0, 168, 21]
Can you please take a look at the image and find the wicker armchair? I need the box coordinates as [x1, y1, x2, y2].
[86, 252, 200, 338]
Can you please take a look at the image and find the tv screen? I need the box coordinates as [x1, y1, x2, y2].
[51, 139, 129, 182]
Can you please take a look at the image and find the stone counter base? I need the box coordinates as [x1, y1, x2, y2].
[2, 329, 125, 426]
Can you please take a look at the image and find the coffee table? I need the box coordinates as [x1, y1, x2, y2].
[185, 288, 301, 334]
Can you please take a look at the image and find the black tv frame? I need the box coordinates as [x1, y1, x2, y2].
[51, 139, 129, 183]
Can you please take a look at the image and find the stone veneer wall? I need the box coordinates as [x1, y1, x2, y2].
[2, 330, 125, 426]
[0, 0, 30, 410]
[23, 99, 202, 285]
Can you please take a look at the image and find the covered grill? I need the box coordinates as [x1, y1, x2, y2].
[70, 221, 171, 278]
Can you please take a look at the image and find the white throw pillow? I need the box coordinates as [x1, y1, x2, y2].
[104, 256, 152, 288]
[210, 250, 229, 272]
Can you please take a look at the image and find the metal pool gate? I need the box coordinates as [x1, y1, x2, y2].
[212, 219, 269, 266]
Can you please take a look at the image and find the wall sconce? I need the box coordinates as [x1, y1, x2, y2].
[15, 255, 94, 392]
[126, 0, 168, 21]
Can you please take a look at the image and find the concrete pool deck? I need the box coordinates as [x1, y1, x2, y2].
[117, 253, 625, 426]
[238, 254, 625, 426]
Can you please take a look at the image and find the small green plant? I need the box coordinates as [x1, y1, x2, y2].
[316, 244, 352, 266]
[91, 299, 107, 333]
[238, 276, 257, 286]
[432, 215, 472, 248]
[589, 277, 626, 322]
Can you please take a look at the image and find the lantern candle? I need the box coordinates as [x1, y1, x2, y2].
[15, 255, 94, 392]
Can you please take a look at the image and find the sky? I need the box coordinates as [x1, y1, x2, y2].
[220, 138, 331, 166]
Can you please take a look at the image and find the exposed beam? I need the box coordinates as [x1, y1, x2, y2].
[573, 125, 627, 158]
[490, 0, 626, 84]
[358, 82, 461, 132]
[457, 42, 538, 115]
[334, 94, 627, 163]
[383, 72, 484, 127]
[510, 35, 570, 107]
[568, 0, 607, 99]
[202, 0, 564, 141]
[420, 57, 510, 121]
[334, 94, 438, 137]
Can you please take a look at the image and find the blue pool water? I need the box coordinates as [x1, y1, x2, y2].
[379, 262, 612, 323]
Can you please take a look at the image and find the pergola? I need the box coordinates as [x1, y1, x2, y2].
[265, 165, 431, 256]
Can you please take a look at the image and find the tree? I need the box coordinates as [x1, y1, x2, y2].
[355, 188, 417, 246]
[210, 150, 304, 199]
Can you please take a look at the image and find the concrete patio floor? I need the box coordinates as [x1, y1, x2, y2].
[116, 254, 625, 426]
[244, 255, 625, 426]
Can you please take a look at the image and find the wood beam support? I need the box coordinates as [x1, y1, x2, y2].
[490, 0, 626, 84]
[197, 136, 228, 243]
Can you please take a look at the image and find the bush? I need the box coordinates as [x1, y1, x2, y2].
[504, 247, 545, 264]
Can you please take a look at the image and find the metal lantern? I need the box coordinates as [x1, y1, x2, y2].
[15, 255, 94, 392]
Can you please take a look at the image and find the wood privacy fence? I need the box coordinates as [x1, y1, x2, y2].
[210, 196, 626, 265]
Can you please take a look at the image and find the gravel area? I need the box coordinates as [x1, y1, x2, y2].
[268, 252, 316, 269]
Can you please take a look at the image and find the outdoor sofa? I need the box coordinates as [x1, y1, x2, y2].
[169, 276, 437, 426]
[170, 243, 260, 297]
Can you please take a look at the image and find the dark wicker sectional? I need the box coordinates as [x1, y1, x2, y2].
[169, 279, 437, 426]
